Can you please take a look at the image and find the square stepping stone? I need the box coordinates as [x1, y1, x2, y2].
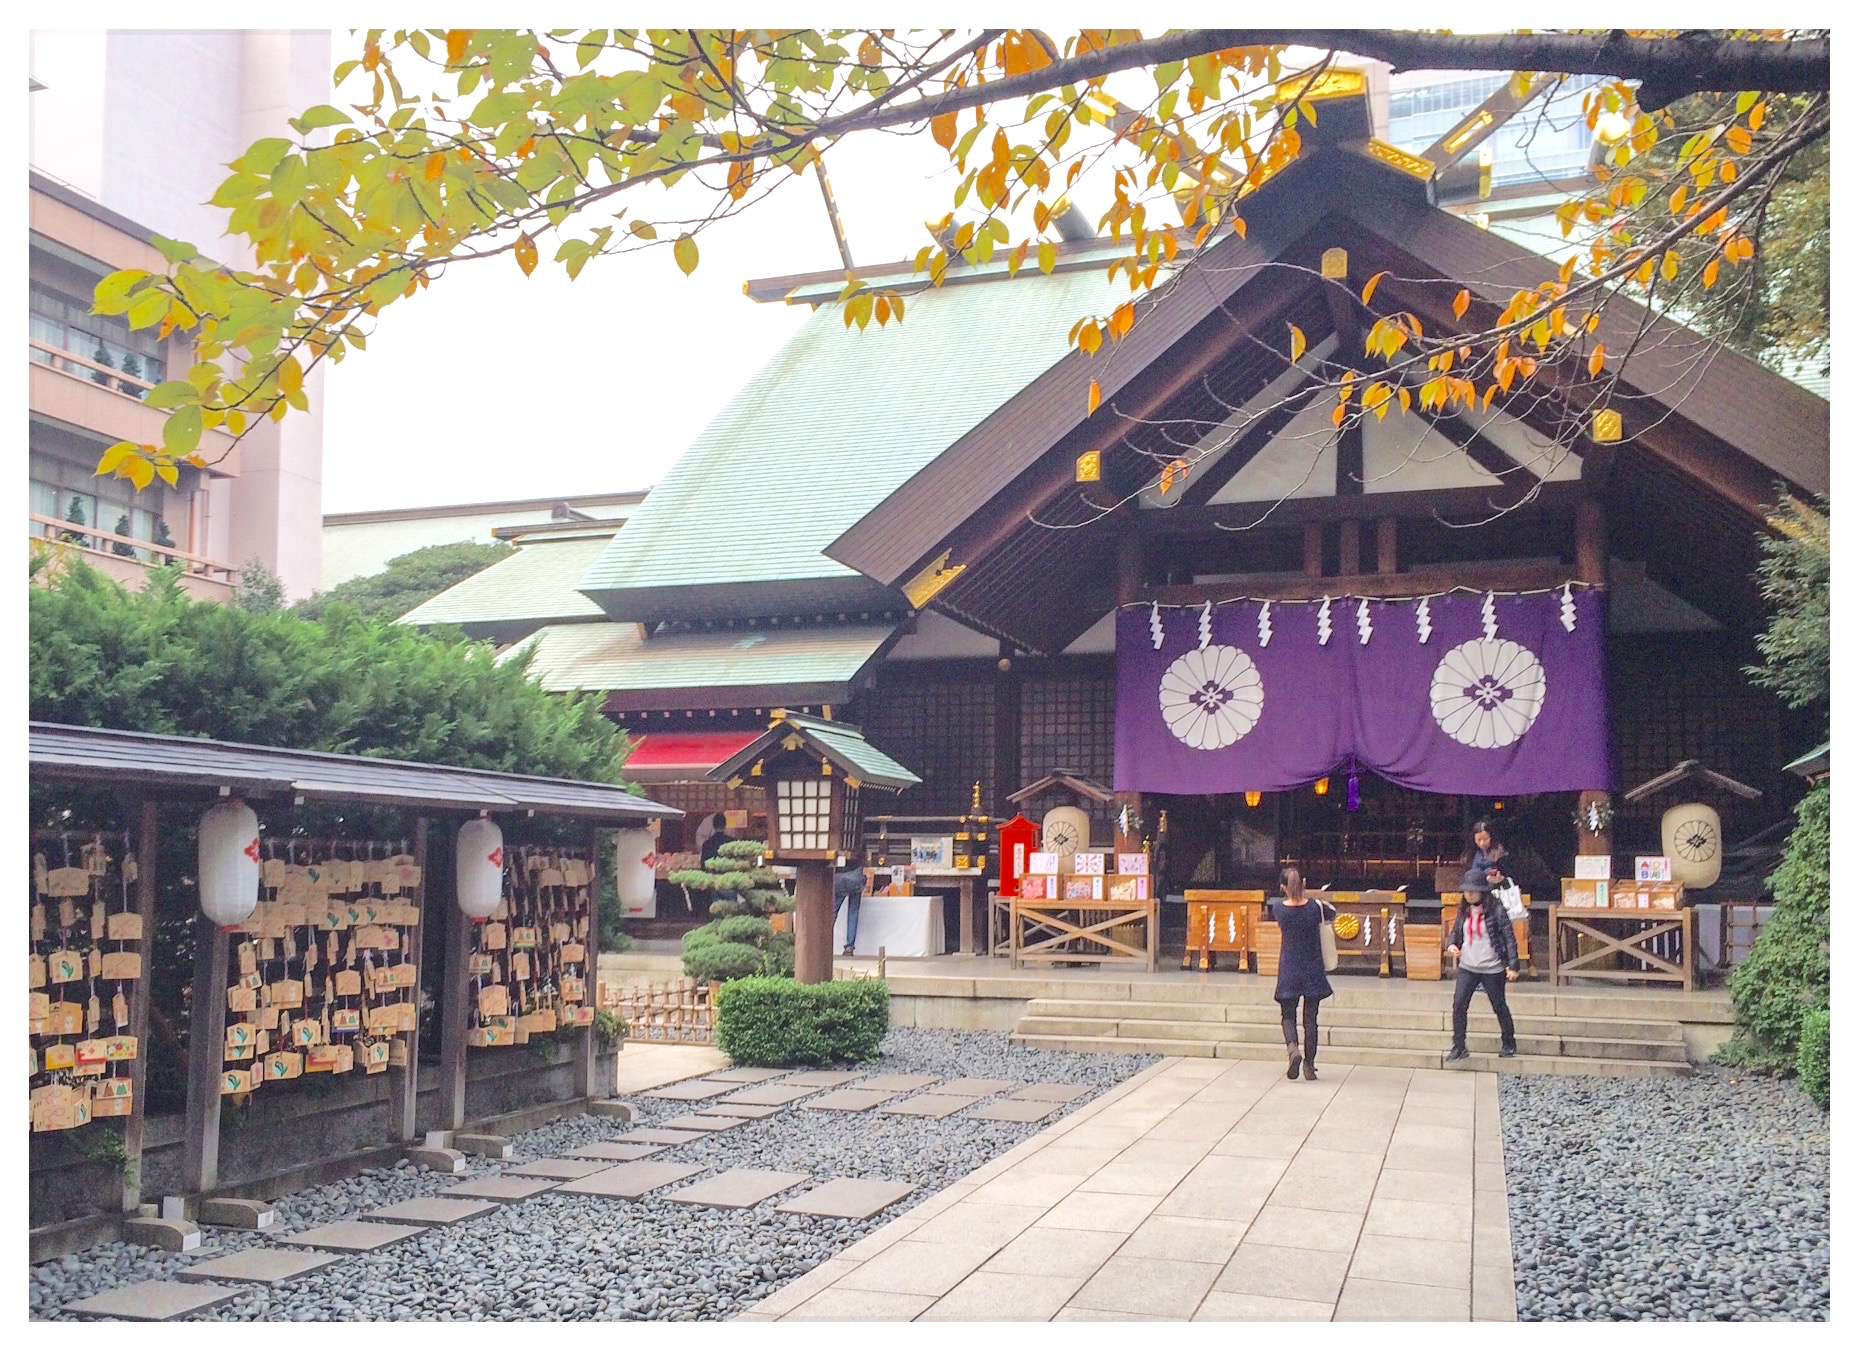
[724, 1083, 823, 1106]
[363, 1197, 500, 1227]
[704, 1102, 784, 1119]
[570, 1141, 665, 1162]
[623, 1128, 707, 1145]
[275, 1219, 426, 1253]
[664, 1168, 810, 1209]
[879, 1093, 984, 1119]
[941, 1078, 1018, 1096]
[703, 1067, 788, 1082]
[176, 1249, 340, 1286]
[660, 1113, 749, 1132]
[508, 1157, 615, 1179]
[553, 1161, 706, 1198]
[644, 1078, 738, 1101]
[802, 1088, 898, 1112]
[64, 1279, 244, 1320]
[783, 1070, 862, 1087]
[966, 1098, 1065, 1123]
[776, 1178, 917, 1219]
[1009, 1083, 1092, 1103]
[444, 1176, 560, 1202]
[856, 1073, 940, 1092]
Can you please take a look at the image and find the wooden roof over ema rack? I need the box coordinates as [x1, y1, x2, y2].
[29, 723, 681, 823]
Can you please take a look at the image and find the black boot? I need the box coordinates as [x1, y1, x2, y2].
[1285, 1042, 1302, 1080]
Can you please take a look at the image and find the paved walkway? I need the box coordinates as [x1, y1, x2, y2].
[739, 1057, 1516, 1322]
[610, 1042, 731, 1095]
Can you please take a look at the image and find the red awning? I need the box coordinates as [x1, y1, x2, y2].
[625, 731, 762, 783]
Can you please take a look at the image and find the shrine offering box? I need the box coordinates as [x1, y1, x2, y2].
[1018, 874, 1057, 901]
[1061, 876, 1104, 902]
[1107, 876, 1150, 902]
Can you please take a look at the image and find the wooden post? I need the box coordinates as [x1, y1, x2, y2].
[1575, 496, 1607, 586]
[992, 641, 1020, 822]
[1113, 530, 1144, 606]
[1338, 519, 1362, 575]
[792, 860, 834, 984]
[120, 797, 159, 1213]
[1303, 522, 1324, 577]
[1376, 518, 1399, 575]
[388, 817, 427, 1142]
[575, 825, 602, 1101]
[438, 822, 472, 1130]
[181, 906, 229, 1195]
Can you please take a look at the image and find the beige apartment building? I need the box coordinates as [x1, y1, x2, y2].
[28, 30, 331, 601]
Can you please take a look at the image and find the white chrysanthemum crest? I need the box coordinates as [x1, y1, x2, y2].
[1317, 596, 1333, 646]
[1416, 596, 1432, 644]
[1356, 598, 1373, 645]
[1198, 601, 1213, 651]
[1560, 583, 1577, 633]
[1149, 602, 1164, 650]
[1257, 600, 1273, 647]
[1481, 591, 1498, 640]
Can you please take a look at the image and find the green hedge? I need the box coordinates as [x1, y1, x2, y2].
[1720, 782, 1830, 1072]
[714, 977, 890, 1066]
[1796, 1009, 1830, 1109]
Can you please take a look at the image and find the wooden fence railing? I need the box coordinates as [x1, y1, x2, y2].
[599, 978, 717, 1044]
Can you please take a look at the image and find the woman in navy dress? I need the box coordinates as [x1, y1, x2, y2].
[1270, 866, 1332, 1081]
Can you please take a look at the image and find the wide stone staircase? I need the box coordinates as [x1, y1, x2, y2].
[1010, 981, 1721, 1077]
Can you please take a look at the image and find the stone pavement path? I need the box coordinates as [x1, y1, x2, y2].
[738, 1057, 1516, 1322]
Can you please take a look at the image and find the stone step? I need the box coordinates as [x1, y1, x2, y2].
[1011, 1033, 1693, 1077]
[1024, 998, 1686, 1043]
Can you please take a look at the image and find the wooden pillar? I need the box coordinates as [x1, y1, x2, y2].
[388, 817, 427, 1142]
[438, 822, 472, 1130]
[181, 906, 229, 1195]
[120, 797, 159, 1213]
[1113, 530, 1144, 606]
[1575, 497, 1607, 586]
[1337, 420, 1364, 496]
[993, 642, 1021, 815]
[1303, 523, 1324, 578]
[1338, 519, 1362, 575]
[1376, 518, 1399, 575]
[574, 825, 602, 1101]
[792, 860, 834, 985]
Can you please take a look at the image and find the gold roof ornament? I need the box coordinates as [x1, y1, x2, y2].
[1075, 450, 1102, 483]
[902, 549, 966, 608]
[1321, 248, 1349, 280]
[1275, 68, 1367, 104]
[1363, 139, 1436, 182]
[1592, 409, 1623, 443]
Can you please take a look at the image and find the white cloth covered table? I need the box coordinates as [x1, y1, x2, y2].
[832, 893, 946, 958]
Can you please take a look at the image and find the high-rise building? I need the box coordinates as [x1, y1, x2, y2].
[28, 30, 332, 600]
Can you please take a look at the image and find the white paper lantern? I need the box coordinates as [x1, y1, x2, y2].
[1041, 805, 1091, 859]
[1662, 802, 1723, 890]
[613, 827, 656, 916]
[197, 800, 260, 928]
[455, 817, 505, 921]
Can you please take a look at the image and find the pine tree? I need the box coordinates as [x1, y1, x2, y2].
[110, 514, 138, 558]
[60, 497, 89, 546]
[90, 341, 112, 386]
[667, 839, 790, 919]
[151, 518, 180, 567]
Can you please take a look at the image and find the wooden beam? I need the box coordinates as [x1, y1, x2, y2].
[1151, 558, 1575, 605]
[1424, 406, 1545, 484]
[1177, 368, 1328, 508]
[1338, 519, 1362, 575]
[1114, 531, 1144, 606]
[181, 908, 229, 1195]
[1147, 480, 1583, 535]
[574, 825, 601, 1102]
[993, 641, 1021, 818]
[1575, 497, 1608, 586]
[120, 797, 159, 1213]
[1376, 518, 1399, 574]
[1303, 523, 1324, 577]
[438, 823, 471, 1131]
[389, 816, 427, 1142]
[1336, 419, 1364, 496]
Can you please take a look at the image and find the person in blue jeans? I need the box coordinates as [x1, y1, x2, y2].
[1446, 819, 1522, 1060]
[833, 852, 866, 956]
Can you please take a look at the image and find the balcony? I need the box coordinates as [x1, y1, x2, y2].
[30, 513, 239, 603]
[28, 344, 239, 478]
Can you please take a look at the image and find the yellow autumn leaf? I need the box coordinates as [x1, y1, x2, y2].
[1288, 323, 1306, 363]
[445, 30, 471, 66]
[1452, 288, 1471, 320]
[1231, 216, 1247, 240]
[1588, 343, 1606, 377]
[514, 233, 538, 276]
[673, 234, 699, 276]
[1662, 250, 1680, 282]
[1360, 270, 1387, 306]
[930, 111, 958, 151]
[1087, 380, 1102, 415]
[424, 153, 445, 182]
[1702, 257, 1721, 288]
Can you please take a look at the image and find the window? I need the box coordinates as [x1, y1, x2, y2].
[28, 241, 167, 395]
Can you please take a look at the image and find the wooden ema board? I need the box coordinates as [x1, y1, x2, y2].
[465, 848, 594, 1050]
[29, 835, 140, 1131]
[1549, 905, 1696, 990]
[219, 845, 423, 1099]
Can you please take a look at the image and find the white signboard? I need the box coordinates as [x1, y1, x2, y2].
[1573, 855, 1613, 880]
[1635, 856, 1673, 882]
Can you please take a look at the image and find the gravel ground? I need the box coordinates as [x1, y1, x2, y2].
[31, 1028, 1157, 1321]
[1500, 1065, 1830, 1322]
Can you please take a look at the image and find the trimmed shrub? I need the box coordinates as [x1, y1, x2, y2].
[682, 926, 722, 952]
[1796, 1009, 1830, 1109]
[715, 915, 774, 947]
[682, 942, 768, 985]
[1720, 783, 1830, 1071]
[714, 977, 890, 1066]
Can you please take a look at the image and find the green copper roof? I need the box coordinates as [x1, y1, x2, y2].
[500, 621, 896, 702]
[399, 533, 610, 638]
[709, 711, 921, 792]
[577, 267, 1129, 609]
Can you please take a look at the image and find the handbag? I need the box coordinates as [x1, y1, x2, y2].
[1315, 899, 1339, 972]
[1495, 879, 1526, 922]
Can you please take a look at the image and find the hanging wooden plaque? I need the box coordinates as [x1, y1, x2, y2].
[29, 954, 47, 989]
[334, 969, 363, 997]
[106, 912, 144, 941]
[478, 985, 511, 1018]
[44, 1001, 84, 1036]
[99, 952, 141, 981]
[559, 943, 585, 964]
[47, 867, 91, 897]
[43, 1044, 77, 1071]
[47, 950, 85, 984]
[221, 1068, 257, 1095]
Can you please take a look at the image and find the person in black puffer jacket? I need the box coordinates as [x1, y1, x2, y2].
[1446, 819, 1522, 1061]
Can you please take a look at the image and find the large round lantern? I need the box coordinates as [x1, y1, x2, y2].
[1662, 801, 1723, 890]
[455, 817, 506, 921]
[198, 799, 261, 928]
[1041, 804, 1090, 860]
[613, 827, 657, 917]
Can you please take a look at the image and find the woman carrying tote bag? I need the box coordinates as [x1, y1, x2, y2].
[1270, 866, 1333, 1081]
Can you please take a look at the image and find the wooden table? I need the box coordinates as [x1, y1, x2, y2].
[1548, 905, 1696, 990]
[912, 867, 990, 956]
[1009, 898, 1157, 970]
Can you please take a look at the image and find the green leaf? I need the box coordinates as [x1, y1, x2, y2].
[235, 138, 294, 175]
[163, 406, 204, 457]
[672, 233, 699, 276]
[91, 269, 148, 316]
[142, 380, 200, 410]
[127, 291, 170, 330]
[149, 235, 198, 265]
[293, 104, 354, 132]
